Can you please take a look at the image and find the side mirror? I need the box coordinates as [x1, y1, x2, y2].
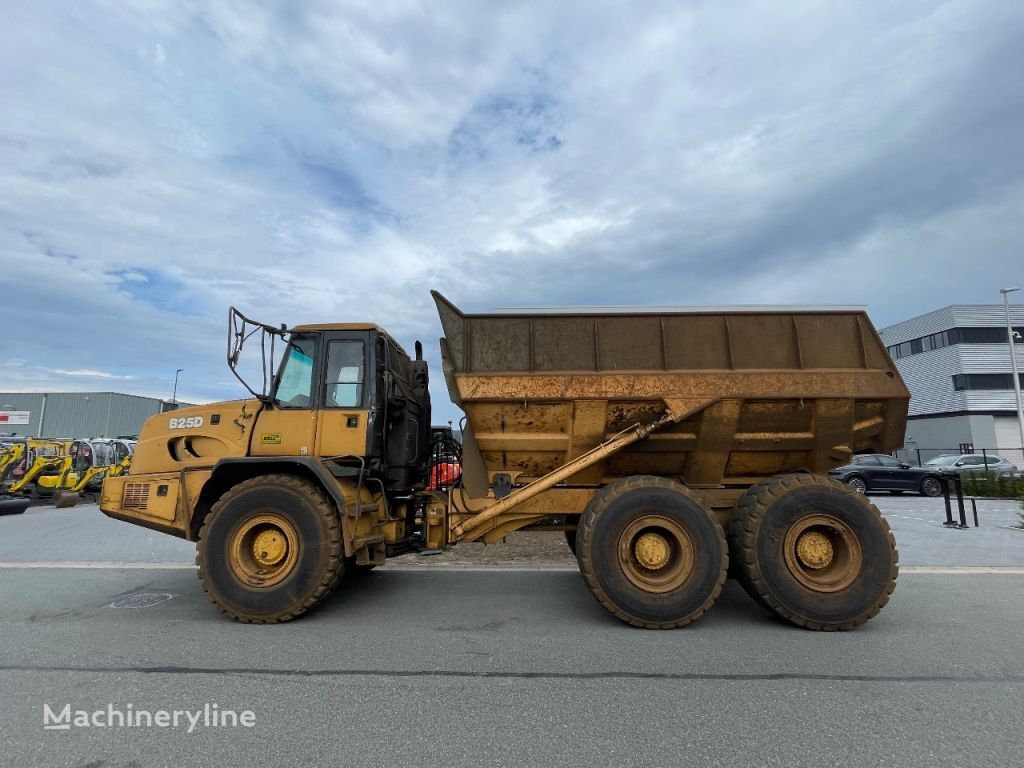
[899, 463, 911, 469]
[955, 460, 965, 466]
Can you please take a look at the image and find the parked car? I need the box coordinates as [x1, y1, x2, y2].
[923, 454, 1018, 475]
[827, 454, 943, 497]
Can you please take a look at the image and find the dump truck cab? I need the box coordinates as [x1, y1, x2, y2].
[102, 309, 432, 587]
[248, 320, 432, 491]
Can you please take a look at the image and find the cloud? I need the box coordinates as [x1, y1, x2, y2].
[52, 369, 137, 380]
[1, 1, 1023, 421]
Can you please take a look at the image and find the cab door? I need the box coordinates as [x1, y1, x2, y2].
[315, 334, 370, 457]
[251, 335, 320, 457]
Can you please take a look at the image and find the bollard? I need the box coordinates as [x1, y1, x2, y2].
[953, 474, 968, 528]
[941, 475, 957, 527]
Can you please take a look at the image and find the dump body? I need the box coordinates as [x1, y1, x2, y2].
[433, 292, 909, 498]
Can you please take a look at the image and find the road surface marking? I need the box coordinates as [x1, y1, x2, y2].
[899, 566, 1024, 574]
[0, 561, 195, 570]
[0, 562, 1022, 574]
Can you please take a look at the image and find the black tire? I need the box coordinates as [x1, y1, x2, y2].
[845, 475, 868, 494]
[920, 476, 942, 497]
[197, 474, 342, 623]
[576, 476, 727, 629]
[564, 529, 577, 556]
[728, 474, 897, 631]
[726, 481, 775, 611]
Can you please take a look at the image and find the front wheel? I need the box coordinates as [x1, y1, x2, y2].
[197, 474, 342, 623]
[920, 476, 942, 497]
[576, 476, 727, 629]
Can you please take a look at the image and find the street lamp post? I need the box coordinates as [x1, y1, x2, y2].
[1000, 288, 1024, 460]
[172, 369, 184, 406]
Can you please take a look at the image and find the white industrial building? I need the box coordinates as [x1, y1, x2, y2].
[879, 304, 1024, 466]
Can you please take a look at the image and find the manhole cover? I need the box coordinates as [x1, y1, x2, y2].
[108, 592, 175, 609]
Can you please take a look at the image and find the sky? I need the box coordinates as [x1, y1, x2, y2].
[1, 0, 1023, 423]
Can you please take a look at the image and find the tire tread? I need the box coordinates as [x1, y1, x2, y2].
[727, 473, 898, 631]
[577, 475, 728, 629]
[196, 473, 342, 624]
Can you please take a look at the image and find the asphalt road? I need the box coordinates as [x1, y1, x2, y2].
[1, 498, 1023, 767]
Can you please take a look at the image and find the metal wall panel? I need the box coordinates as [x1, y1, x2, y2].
[0, 392, 174, 438]
[958, 343, 1024, 374]
[0, 393, 46, 435]
[952, 305, 1024, 327]
[893, 345, 964, 416]
[879, 306, 956, 346]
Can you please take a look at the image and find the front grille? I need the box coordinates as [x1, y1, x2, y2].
[122, 482, 150, 510]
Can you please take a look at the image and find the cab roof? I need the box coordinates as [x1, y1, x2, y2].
[289, 323, 410, 357]
[291, 322, 382, 332]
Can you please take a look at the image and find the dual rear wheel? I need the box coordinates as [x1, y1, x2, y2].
[727, 474, 898, 630]
[574, 473, 898, 631]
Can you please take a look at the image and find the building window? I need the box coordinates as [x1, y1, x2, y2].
[888, 326, 1023, 359]
[951, 373, 1024, 391]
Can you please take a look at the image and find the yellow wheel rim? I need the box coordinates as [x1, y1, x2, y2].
[783, 514, 862, 593]
[228, 512, 300, 588]
[618, 515, 694, 593]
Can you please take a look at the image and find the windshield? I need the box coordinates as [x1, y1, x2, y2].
[274, 337, 316, 408]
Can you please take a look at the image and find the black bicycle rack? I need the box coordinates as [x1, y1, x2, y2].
[940, 473, 979, 529]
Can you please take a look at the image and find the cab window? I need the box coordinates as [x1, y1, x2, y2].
[275, 337, 316, 408]
[876, 456, 901, 468]
[324, 340, 365, 408]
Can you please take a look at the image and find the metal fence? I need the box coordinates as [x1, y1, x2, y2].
[893, 445, 1024, 470]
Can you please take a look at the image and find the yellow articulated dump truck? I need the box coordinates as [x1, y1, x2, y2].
[101, 292, 908, 630]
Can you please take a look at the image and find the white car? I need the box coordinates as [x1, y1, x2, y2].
[924, 454, 1018, 475]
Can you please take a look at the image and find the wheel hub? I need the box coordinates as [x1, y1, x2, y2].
[783, 514, 863, 593]
[634, 532, 671, 570]
[617, 515, 694, 593]
[228, 512, 300, 588]
[795, 530, 833, 569]
[252, 528, 288, 567]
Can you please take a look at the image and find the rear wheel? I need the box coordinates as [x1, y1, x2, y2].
[564, 529, 577, 555]
[920, 476, 942, 497]
[576, 476, 727, 629]
[197, 474, 342, 623]
[728, 474, 897, 630]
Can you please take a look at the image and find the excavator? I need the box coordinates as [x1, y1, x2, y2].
[36, 439, 134, 508]
[0, 439, 68, 515]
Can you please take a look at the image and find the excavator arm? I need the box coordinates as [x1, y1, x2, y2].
[5, 454, 64, 494]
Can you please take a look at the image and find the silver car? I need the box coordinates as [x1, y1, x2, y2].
[924, 454, 1018, 475]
